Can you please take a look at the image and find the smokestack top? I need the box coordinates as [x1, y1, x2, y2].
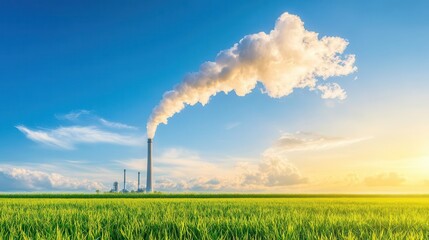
[148, 138, 152, 143]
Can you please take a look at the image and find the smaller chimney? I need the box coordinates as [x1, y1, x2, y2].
[138, 172, 141, 191]
[123, 169, 126, 192]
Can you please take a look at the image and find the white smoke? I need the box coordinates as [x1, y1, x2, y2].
[147, 12, 356, 138]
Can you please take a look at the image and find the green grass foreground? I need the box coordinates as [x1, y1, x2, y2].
[1, 195, 428, 239]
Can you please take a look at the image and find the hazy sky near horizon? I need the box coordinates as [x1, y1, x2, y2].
[1, 1, 429, 193]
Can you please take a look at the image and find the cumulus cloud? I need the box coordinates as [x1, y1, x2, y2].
[153, 157, 307, 192]
[0, 167, 105, 192]
[147, 12, 356, 138]
[364, 172, 405, 187]
[317, 83, 347, 100]
[242, 157, 307, 187]
[264, 132, 368, 156]
[16, 125, 142, 149]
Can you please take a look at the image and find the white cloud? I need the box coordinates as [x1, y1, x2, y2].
[0, 167, 105, 192]
[242, 156, 307, 187]
[264, 132, 368, 156]
[16, 125, 69, 148]
[56, 110, 91, 121]
[317, 83, 347, 100]
[16, 125, 143, 149]
[99, 118, 137, 130]
[19, 109, 141, 150]
[57, 110, 137, 130]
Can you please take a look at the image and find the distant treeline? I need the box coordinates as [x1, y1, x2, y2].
[0, 193, 428, 199]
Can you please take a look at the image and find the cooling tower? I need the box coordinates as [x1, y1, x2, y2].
[146, 138, 153, 192]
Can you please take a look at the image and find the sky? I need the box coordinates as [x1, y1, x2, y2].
[1, 0, 429, 193]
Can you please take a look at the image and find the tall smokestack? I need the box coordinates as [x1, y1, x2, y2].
[123, 169, 126, 192]
[146, 138, 153, 192]
[138, 171, 141, 191]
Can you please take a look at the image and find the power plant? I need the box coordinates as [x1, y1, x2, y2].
[146, 138, 153, 192]
[107, 139, 154, 193]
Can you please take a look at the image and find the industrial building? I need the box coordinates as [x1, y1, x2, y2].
[108, 139, 154, 193]
[110, 181, 118, 193]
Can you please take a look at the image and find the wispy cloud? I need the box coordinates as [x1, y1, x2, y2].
[16, 125, 143, 149]
[56, 110, 91, 121]
[56, 110, 138, 130]
[16, 125, 69, 148]
[116, 148, 222, 178]
[264, 132, 369, 157]
[99, 118, 137, 130]
[0, 167, 105, 192]
[225, 122, 241, 130]
[18, 109, 141, 149]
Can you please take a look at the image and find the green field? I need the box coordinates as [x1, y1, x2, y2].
[1, 194, 428, 239]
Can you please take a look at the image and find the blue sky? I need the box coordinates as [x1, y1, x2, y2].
[1, 1, 429, 192]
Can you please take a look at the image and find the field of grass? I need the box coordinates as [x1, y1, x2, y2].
[1, 194, 428, 239]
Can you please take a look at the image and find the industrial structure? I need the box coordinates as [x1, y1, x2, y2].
[108, 139, 154, 193]
[110, 181, 119, 193]
[137, 171, 144, 192]
[122, 169, 129, 193]
[146, 138, 153, 192]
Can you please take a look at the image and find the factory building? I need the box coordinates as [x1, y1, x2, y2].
[110, 181, 119, 193]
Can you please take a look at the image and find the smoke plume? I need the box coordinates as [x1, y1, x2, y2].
[147, 12, 356, 138]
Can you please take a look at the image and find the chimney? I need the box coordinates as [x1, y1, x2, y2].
[123, 169, 126, 192]
[146, 138, 153, 192]
[138, 171, 141, 191]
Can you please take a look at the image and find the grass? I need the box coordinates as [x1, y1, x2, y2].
[1, 193, 429, 198]
[0, 195, 428, 239]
